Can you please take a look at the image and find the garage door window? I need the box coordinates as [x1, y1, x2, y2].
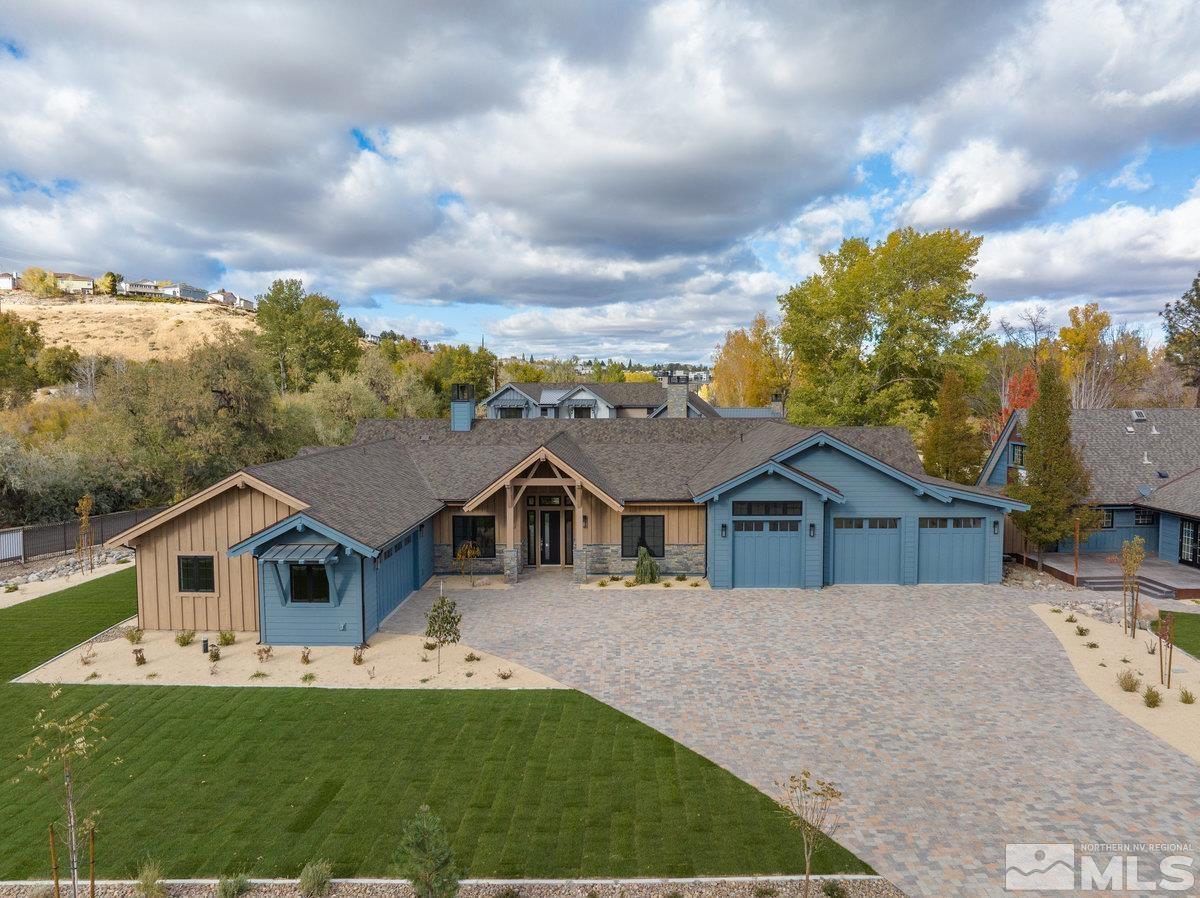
[733, 501, 802, 516]
[920, 517, 983, 528]
[834, 518, 897, 529]
[733, 520, 764, 532]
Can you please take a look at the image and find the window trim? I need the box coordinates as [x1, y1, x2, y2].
[621, 514, 665, 558]
[451, 514, 497, 559]
[1009, 443, 1026, 467]
[288, 562, 331, 604]
[1101, 509, 1115, 529]
[496, 406, 524, 419]
[1134, 508, 1157, 527]
[175, 553, 217, 594]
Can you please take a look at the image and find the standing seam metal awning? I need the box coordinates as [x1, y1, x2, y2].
[561, 398, 597, 408]
[491, 397, 529, 407]
[258, 543, 339, 563]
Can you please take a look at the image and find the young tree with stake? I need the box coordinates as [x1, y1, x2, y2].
[424, 596, 461, 674]
[777, 770, 844, 898]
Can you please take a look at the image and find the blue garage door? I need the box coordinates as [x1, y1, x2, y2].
[832, 517, 901, 583]
[918, 517, 985, 583]
[732, 519, 804, 587]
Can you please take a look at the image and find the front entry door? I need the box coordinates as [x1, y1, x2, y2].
[540, 510, 561, 565]
[1182, 518, 1200, 568]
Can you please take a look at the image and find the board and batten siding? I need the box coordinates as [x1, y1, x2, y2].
[132, 486, 300, 632]
[587, 502, 706, 546]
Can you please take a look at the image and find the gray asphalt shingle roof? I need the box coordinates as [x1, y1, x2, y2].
[1015, 408, 1200, 506]
[241, 416, 1011, 551]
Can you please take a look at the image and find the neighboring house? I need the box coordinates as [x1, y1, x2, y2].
[109, 388, 1023, 645]
[979, 408, 1200, 567]
[208, 289, 256, 311]
[54, 272, 94, 294]
[0, 272, 18, 291]
[120, 279, 166, 297]
[161, 282, 209, 302]
[483, 379, 720, 419]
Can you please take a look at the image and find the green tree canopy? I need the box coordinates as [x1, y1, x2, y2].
[1007, 362, 1102, 568]
[921, 369, 983, 483]
[20, 267, 61, 298]
[1162, 271, 1200, 407]
[255, 278, 363, 393]
[0, 311, 45, 408]
[779, 227, 988, 429]
[426, 343, 497, 409]
[36, 345, 82, 387]
[95, 272, 122, 296]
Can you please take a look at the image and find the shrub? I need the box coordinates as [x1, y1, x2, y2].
[133, 648, 146, 666]
[175, 630, 196, 647]
[420, 653, 430, 663]
[300, 672, 316, 685]
[675, 573, 687, 581]
[753, 886, 778, 898]
[1146, 640, 1157, 655]
[465, 671, 474, 678]
[624, 579, 635, 588]
[610, 574, 623, 582]
[79, 641, 97, 666]
[146, 672, 158, 680]
[217, 874, 250, 898]
[634, 546, 660, 584]
[464, 652, 481, 663]
[1085, 641, 1099, 649]
[1116, 669, 1140, 692]
[249, 671, 269, 680]
[3, 584, 17, 593]
[210, 663, 219, 677]
[1181, 687, 1196, 705]
[423, 640, 438, 652]
[85, 671, 100, 682]
[134, 860, 166, 898]
[352, 645, 365, 665]
[597, 579, 608, 587]
[1050, 607, 1063, 614]
[690, 580, 700, 587]
[662, 581, 672, 588]
[496, 668, 513, 680]
[1075, 625, 1089, 637]
[300, 646, 312, 664]
[218, 630, 236, 646]
[1065, 613, 1077, 623]
[208, 646, 221, 663]
[398, 805, 459, 898]
[1121, 656, 1131, 664]
[123, 627, 144, 644]
[298, 859, 332, 898]
[1143, 684, 1162, 708]
[822, 883, 848, 898]
[256, 645, 273, 664]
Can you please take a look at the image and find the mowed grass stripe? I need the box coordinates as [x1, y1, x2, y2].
[0, 572, 871, 878]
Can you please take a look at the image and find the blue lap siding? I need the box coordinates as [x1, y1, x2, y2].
[1057, 506, 1158, 555]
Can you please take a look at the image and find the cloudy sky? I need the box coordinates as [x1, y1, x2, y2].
[2, 1, 1199, 362]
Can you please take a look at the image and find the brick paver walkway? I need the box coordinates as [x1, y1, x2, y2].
[383, 575, 1200, 896]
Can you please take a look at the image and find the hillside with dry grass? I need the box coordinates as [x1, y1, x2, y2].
[0, 292, 258, 361]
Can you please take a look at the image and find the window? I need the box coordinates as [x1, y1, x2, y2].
[452, 515, 496, 558]
[1010, 443, 1026, 467]
[540, 408, 550, 417]
[177, 555, 215, 593]
[621, 515, 664, 557]
[571, 406, 592, 419]
[497, 407, 523, 419]
[733, 520, 764, 532]
[835, 517, 897, 529]
[1101, 509, 1115, 529]
[537, 494, 562, 506]
[921, 517, 982, 529]
[834, 518, 862, 529]
[768, 520, 800, 532]
[290, 563, 330, 603]
[732, 501, 803, 516]
[1135, 509, 1157, 526]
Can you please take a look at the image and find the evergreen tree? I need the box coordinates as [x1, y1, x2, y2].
[398, 805, 459, 898]
[1162, 271, 1200, 407]
[1007, 363, 1102, 569]
[922, 370, 982, 483]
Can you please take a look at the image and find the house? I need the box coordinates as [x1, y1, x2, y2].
[54, 273, 94, 294]
[120, 279, 163, 297]
[108, 386, 1024, 645]
[0, 272, 18, 291]
[979, 408, 1200, 567]
[483, 378, 722, 419]
[161, 282, 209, 302]
[208, 289, 256, 311]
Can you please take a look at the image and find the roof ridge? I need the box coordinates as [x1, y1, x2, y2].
[248, 435, 399, 472]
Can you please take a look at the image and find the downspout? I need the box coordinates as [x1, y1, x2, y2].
[360, 554, 367, 646]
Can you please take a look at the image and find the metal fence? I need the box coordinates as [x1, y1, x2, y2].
[0, 506, 165, 564]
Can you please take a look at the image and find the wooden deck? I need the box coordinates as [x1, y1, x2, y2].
[1014, 550, 1200, 600]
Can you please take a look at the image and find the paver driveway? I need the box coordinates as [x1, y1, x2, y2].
[384, 575, 1200, 897]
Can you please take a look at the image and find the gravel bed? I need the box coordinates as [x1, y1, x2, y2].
[0, 878, 906, 898]
[0, 550, 133, 587]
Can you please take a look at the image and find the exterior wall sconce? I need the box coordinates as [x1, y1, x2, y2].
[993, 520, 1000, 535]
[720, 523, 728, 538]
[809, 522, 816, 537]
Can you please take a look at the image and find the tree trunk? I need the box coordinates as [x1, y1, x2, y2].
[1037, 544, 1044, 572]
[63, 760, 79, 898]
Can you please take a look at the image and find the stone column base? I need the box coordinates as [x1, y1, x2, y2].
[502, 547, 521, 582]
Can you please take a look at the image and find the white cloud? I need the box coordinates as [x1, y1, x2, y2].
[1107, 146, 1153, 192]
[903, 139, 1050, 228]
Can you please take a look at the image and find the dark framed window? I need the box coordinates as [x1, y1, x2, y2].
[768, 520, 800, 532]
[1010, 443, 1026, 467]
[1135, 508, 1157, 526]
[1101, 509, 1115, 529]
[178, 555, 215, 592]
[290, 563, 330, 603]
[733, 520, 764, 532]
[621, 515, 664, 557]
[571, 406, 593, 419]
[452, 515, 496, 558]
[732, 501, 803, 516]
[920, 517, 981, 529]
[526, 495, 536, 506]
[538, 494, 562, 506]
[836, 517, 897, 529]
[497, 407, 523, 419]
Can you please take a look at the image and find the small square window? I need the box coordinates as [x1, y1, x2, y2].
[1134, 509, 1157, 526]
[178, 555, 215, 593]
[1101, 509, 1115, 529]
[290, 563, 330, 603]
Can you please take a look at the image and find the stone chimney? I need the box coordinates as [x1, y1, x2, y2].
[450, 383, 476, 431]
[770, 392, 785, 417]
[666, 374, 690, 418]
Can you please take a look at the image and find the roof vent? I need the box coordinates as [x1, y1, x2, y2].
[1126, 425, 1135, 433]
[1142, 451, 1151, 465]
[1158, 470, 1170, 479]
[1151, 425, 1160, 435]
[1131, 409, 1147, 422]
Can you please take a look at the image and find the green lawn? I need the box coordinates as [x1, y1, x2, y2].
[1163, 611, 1200, 659]
[0, 569, 869, 879]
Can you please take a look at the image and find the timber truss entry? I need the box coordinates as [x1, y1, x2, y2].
[462, 445, 623, 572]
